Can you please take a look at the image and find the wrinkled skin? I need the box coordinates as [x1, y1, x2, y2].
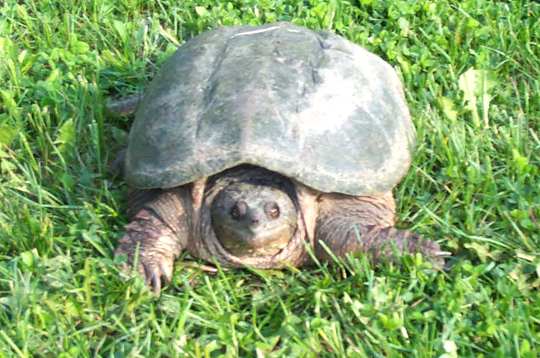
[115, 166, 449, 294]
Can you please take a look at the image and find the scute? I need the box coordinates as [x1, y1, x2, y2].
[125, 23, 415, 195]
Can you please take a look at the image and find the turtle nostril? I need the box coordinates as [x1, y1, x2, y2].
[250, 215, 261, 225]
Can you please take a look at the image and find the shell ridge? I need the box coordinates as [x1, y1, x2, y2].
[293, 32, 326, 152]
[240, 26, 285, 161]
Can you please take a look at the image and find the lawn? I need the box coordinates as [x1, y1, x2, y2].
[1, 0, 539, 356]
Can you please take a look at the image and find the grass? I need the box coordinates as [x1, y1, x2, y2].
[0, 0, 539, 356]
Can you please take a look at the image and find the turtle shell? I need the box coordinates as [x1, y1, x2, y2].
[125, 23, 415, 195]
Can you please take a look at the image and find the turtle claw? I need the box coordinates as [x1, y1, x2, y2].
[407, 235, 449, 269]
[144, 264, 162, 294]
[137, 256, 175, 294]
[115, 233, 176, 294]
[142, 258, 175, 294]
[123, 256, 174, 295]
[435, 251, 452, 257]
[159, 261, 173, 284]
[115, 208, 182, 293]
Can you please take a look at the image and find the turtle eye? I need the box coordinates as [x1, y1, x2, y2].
[265, 202, 280, 219]
[230, 201, 247, 220]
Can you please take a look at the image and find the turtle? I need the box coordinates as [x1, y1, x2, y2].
[110, 23, 449, 293]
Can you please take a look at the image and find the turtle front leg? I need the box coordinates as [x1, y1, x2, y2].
[115, 187, 191, 293]
[314, 193, 448, 267]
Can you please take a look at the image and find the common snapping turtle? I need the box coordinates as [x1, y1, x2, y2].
[111, 23, 448, 292]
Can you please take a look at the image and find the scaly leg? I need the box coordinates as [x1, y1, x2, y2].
[115, 187, 192, 293]
[106, 94, 143, 117]
[314, 193, 448, 266]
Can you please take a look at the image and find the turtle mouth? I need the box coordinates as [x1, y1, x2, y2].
[216, 223, 296, 257]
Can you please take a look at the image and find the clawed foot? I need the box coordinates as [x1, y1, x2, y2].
[116, 233, 175, 294]
[397, 231, 451, 268]
[115, 210, 179, 294]
[361, 226, 451, 268]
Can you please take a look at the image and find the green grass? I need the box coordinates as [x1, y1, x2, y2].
[1, 0, 539, 356]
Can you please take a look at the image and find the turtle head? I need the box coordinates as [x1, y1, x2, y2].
[210, 182, 297, 257]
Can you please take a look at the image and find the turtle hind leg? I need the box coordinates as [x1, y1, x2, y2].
[106, 93, 143, 117]
[115, 187, 192, 293]
[314, 193, 447, 267]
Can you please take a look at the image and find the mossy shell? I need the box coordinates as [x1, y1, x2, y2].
[125, 23, 415, 195]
